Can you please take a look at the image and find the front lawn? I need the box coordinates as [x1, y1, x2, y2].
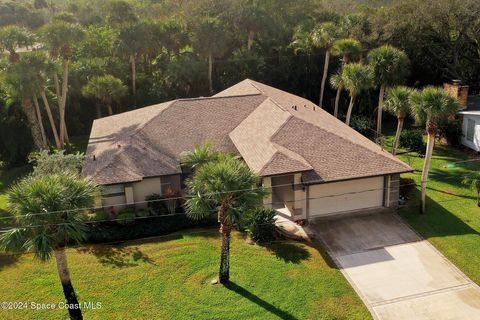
[384, 124, 480, 284]
[0, 229, 370, 320]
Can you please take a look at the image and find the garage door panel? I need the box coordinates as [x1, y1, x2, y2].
[309, 177, 384, 216]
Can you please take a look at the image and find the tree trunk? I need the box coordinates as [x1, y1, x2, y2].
[319, 50, 330, 108]
[130, 55, 137, 108]
[33, 95, 48, 148]
[392, 116, 405, 156]
[107, 103, 113, 116]
[95, 103, 102, 119]
[376, 84, 386, 135]
[208, 52, 213, 94]
[334, 86, 342, 118]
[217, 203, 231, 284]
[247, 30, 255, 51]
[22, 97, 44, 149]
[59, 58, 69, 149]
[345, 94, 356, 126]
[40, 89, 61, 149]
[54, 247, 83, 320]
[421, 128, 436, 214]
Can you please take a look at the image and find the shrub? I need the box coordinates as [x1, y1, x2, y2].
[244, 208, 276, 243]
[146, 193, 167, 215]
[399, 177, 416, 198]
[117, 208, 136, 225]
[350, 115, 375, 139]
[399, 129, 425, 155]
[85, 214, 217, 243]
[136, 208, 151, 218]
[438, 119, 462, 146]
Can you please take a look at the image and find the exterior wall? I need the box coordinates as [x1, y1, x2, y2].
[102, 194, 126, 213]
[293, 173, 307, 219]
[264, 173, 307, 220]
[461, 114, 480, 151]
[262, 176, 273, 208]
[385, 174, 400, 209]
[307, 176, 384, 217]
[133, 177, 162, 209]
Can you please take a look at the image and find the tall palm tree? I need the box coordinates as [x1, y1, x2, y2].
[0, 25, 33, 63]
[410, 87, 460, 213]
[192, 17, 230, 94]
[340, 63, 374, 126]
[41, 20, 85, 148]
[331, 38, 361, 117]
[0, 173, 99, 320]
[329, 72, 344, 118]
[310, 22, 343, 108]
[178, 142, 221, 171]
[384, 86, 413, 155]
[183, 153, 267, 284]
[4, 54, 46, 149]
[462, 173, 480, 207]
[368, 45, 409, 135]
[82, 75, 127, 117]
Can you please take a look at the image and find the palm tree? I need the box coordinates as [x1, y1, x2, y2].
[41, 20, 85, 148]
[0, 25, 33, 63]
[0, 173, 99, 320]
[82, 75, 127, 117]
[329, 72, 344, 118]
[410, 87, 460, 213]
[310, 22, 343, 108]
[192, 17, 230, 94]
[4, 54, 46, 149]
[183, 153, 267, 284]
[331, 38, 361, 117]
[462, 173, 480, 207]
[384, 86, 413, 155]
[178, 142, 221, 171]
[340, 63, 374, 126]
[368, 45, 410, 135]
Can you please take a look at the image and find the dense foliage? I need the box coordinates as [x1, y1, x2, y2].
[399, 129, 425, 155]
[244, 208, 276, 243]
[1, 0, 479, 165]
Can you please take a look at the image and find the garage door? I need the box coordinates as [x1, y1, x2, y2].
[309, 176, 384, 217]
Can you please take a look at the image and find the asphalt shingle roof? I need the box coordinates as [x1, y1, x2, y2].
[83, 79, 412, 185]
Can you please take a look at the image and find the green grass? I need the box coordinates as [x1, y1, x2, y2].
[0, 229, 371, 320]
[384, 123, 480, 285]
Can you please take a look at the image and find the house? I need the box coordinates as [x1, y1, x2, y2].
[83, 79, 413, 221]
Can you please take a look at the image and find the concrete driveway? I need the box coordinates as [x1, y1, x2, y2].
[307, 212, 480, 320]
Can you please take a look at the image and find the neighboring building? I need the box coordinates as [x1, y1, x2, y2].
[83, 79, 413, 221]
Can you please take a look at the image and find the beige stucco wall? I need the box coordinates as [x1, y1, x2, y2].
[132, 177, 162, 208]
[308, 176, 384, 217]
[102, 194, 126, 213]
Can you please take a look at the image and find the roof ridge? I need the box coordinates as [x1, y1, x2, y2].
[176, 92, 263, 101]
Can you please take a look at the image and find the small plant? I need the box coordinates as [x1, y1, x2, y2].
[244, 208, 276, 243]
[117, 208, 136, 225]
[462, 173, 480, 207]
[399, 129, 425, 155]
[146, 193, 167, 215]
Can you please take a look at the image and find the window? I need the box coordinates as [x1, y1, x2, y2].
[103, 184, 125, 197]
[467, 118, 475, 142]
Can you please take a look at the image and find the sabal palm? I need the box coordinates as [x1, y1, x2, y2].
[184, 156, 267, 284]
[41, 21, 85, 148]
[341, 63, 374, 126]
[178, 142, 221, 171]
[0, 25, 33, 63]
[384, 86, 413, 155]
[82, 75, 127, 117]
[329, 72, 344, 118]
[310, 22, 343, 108]
[368, 45, 409, 135]
[410, 87, 460, 213]
[462, 173, 480, 207]
[331, 38, 361, 117]
[0, 173, 99, 320]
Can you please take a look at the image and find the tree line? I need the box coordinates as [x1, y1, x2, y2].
[1, 0, 480, 164]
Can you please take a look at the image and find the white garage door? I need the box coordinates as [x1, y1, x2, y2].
[309, 176, 384, 217]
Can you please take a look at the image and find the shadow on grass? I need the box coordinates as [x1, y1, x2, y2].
[305, 241, 338, 269]
[400, 189, 480, 239]
[265, 242, 310, 264]
[225, 282, 298, 320]
[77, 245, 155, 268]
[0, 254, 19, 270]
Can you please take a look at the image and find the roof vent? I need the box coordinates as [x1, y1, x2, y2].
[93, 155, 96, 161]
[291, 105, 297, 111]
[117, 144, 121, 148]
